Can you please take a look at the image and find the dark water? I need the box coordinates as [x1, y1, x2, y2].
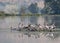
[0, 16, 60, 43]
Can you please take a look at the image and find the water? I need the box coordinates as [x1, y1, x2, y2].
[0, 16, 60, 43]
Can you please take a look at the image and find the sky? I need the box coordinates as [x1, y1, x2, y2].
[0, 0, 45, 14]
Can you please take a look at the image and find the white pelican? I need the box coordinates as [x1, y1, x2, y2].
[10, 26, 17, 31]
[18, 23, 24, 31]
[31, 24, 35, 28]
[50, 24, 56, 29]
[49, 24, 56, 32]
[45, 24, 50, 30]
[38, 24, 43, 30]
[27, 24, 37, 31]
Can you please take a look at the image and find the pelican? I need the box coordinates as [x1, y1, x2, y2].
[18, 23, 24, 31]
[50, 24, 56, 29]
[49, 24, 56, 32]
[11, 26, 17, 31]
[31, 24, 35, 28]
[35, 24, 39, 31]
[27, 24, 37, 31]
[38, 24, 44, 30]
[44, 24, 50, 30]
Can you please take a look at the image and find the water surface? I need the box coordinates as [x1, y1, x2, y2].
[0, 16, 60, 43]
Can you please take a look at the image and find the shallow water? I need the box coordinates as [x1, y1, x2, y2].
[0, 16, 60, 43]
[0, 30, 60, 43]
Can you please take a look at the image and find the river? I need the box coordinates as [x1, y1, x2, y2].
[0, 16, 60, 43]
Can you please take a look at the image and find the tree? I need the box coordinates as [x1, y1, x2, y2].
[4, 4, 19, 15]
[28, 3, 39, 14]
[20, 6, 26, 14]
[44, 0, 60, 14]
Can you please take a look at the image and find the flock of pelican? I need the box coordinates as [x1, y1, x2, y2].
[11, 23, 56, 32]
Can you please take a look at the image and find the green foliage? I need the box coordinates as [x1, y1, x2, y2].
[28, 3, 39, 14]
[44, 0, 60, 14]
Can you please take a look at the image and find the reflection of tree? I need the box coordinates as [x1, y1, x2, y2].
[30, 16, 38, 24]
[53, 16, 60, 28]
[44, 16, 53, 24]
[20, 16, 26, 23]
